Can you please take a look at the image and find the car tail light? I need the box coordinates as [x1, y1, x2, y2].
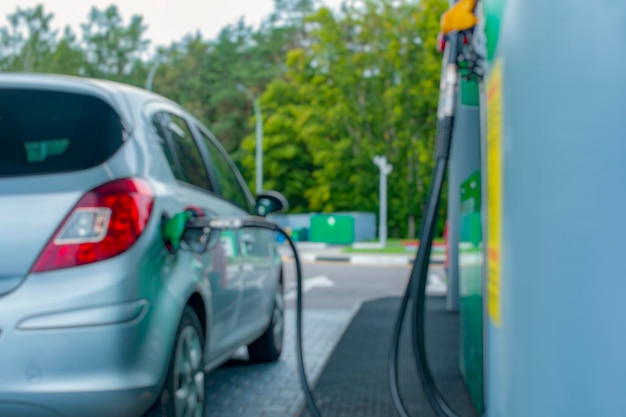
[31, 178, 154, 273]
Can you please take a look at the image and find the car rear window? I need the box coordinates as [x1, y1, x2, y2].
[0, 89, 124, 177]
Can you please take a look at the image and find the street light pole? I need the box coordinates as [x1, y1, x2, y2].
[373, 155, 393, 247]
[237, 83, 263, 195]
[146, 59, 160, 92]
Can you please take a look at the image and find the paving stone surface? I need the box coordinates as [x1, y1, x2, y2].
[205, 308, 355, 417]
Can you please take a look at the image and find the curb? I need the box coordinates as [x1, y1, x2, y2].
[295, 242, 329, 251]
[283, 254, 445, 266]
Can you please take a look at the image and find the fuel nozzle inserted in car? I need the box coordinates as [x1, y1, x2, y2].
[161, 211, 192, 252]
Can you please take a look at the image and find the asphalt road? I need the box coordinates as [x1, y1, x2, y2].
[282, 261, 447, 309]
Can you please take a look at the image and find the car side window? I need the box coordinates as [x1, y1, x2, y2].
[152, 114, 181, 178]
[198, 128, 251, 211]
[157, 112, 212, 192]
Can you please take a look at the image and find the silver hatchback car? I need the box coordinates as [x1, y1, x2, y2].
[0, 74, 285, 417]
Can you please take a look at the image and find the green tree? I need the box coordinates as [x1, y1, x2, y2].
[47, 27, 85, 75]
[240, 0, 447, 236]
[81, 5, 149, 81]
[151, 5, 312, 154]
[0, 5, 57, 72]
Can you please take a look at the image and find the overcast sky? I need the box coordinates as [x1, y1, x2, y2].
[0, 0, 342, 50]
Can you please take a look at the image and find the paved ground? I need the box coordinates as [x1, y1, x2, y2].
[205, 309, 354, 417]
[204, 262, 447, 417]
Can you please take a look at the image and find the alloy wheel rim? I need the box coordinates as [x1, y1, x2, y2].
[174, 326, 205, 417]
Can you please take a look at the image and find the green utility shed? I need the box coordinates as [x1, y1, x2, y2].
[309, 214, 355, 245]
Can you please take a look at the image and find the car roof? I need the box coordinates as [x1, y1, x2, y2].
[0, 73, 175, 131]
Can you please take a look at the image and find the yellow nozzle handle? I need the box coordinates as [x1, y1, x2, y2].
[440, 0, 478, 35]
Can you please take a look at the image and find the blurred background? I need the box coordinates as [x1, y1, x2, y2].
[0, 0, 447, 243]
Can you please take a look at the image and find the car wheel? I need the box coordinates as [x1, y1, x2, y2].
[145, 305, 205, 417]
[247, 279, 284, 363]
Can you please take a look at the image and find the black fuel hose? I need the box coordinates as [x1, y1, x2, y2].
[184, 217, 323, 417]
[388, 158, 450, 417]
[388, 32, 463, 417]
[234, 220, 323, 417]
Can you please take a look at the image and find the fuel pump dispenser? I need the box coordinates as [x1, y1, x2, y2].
[430, 0, 626, 416]
[481, 0, 626, 416]
[163, 0, 626, 416]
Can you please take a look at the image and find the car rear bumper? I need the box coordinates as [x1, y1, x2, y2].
[0, 386, 156, 417]
[0, 301, 165, 417]
[0, 228, 196, 417]
[0, 280, 182, 417]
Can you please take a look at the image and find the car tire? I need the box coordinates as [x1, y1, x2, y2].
[247, 279, 284, 363]
[145, 305, 206, 417]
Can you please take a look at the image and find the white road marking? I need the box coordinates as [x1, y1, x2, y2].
[284, 275, 334, 301]
[426, 273, 448, 295]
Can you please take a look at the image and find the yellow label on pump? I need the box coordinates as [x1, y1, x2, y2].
[487, 59, 503, 327]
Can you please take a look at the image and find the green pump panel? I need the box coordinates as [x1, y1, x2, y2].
[482, 0, 506, 63]
[458, 170, 483, 414]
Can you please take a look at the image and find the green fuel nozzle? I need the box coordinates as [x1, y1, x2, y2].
[161, 211, 193, 251]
